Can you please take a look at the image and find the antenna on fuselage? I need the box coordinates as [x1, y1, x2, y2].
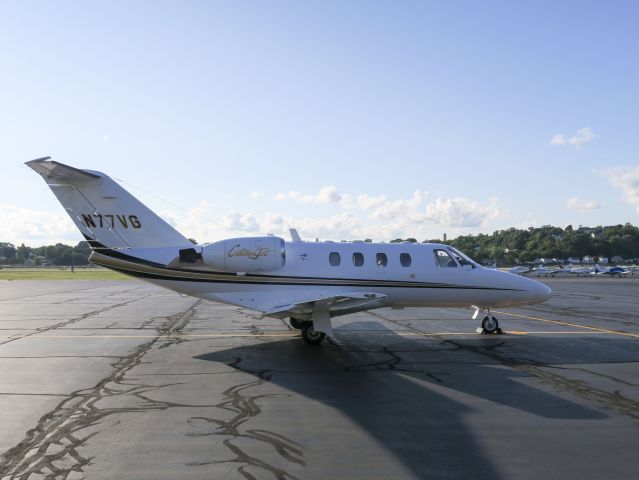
[289, 228, 302, 242]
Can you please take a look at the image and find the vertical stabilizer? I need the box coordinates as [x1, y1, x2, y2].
[27, 157, 192, 249]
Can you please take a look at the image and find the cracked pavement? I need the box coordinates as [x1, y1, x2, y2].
[0, 278, 638, 479]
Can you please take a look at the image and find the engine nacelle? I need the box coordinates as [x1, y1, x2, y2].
[200, 236, 285, 273]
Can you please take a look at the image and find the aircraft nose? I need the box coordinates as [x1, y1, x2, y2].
[534, 282, 552, 302]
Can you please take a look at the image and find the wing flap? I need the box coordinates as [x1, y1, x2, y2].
[263, 292, 386, 317]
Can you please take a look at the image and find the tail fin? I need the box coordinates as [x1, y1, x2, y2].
[27, 157, 192, 249]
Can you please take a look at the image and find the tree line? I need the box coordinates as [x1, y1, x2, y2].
[0, 241, 92, 266]
[2, 223, 639, 267]
[399, 223, 639, 265]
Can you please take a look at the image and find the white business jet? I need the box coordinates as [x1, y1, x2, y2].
[27, 158, 552, 344]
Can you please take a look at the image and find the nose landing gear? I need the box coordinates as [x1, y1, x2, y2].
[481, 314, 501, 334]
[473, 306, 503, 334]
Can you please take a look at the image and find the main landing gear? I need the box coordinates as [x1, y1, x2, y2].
[290, 316, 326, 344]
[473, 306, 502, 335]
[290, 305, 332, 345]
[300, 322, 326, 345]
[289, 317, 304, 329]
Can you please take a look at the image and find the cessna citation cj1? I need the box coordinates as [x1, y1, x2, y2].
[27, 157, 552, 345]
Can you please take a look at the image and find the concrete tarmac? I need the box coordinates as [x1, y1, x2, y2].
[0, 277, 637, 479]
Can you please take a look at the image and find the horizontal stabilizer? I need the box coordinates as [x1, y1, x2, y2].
[26, 157, 101, 182]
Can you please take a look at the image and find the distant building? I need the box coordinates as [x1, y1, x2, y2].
[611, 256, 624, 264]
[566, 257, 581, 264]
[598, 256, 609, 264]
[582, 255, 595, 264]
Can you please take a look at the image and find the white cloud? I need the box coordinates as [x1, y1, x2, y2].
[159, 202, 228, 243]
[216, 192, 502, 241]
[565, 197, 602, 211]
[599, 166, 639, 214]
[550, 127, 598, 148]
[315, 186, 342, 204]
[274, 191, 314, 204]
[370, 190, 428, 220]
[274, 186, 342, 205]
[274, 186, 425, 218]
[222, 211, 259, 232]
[0, 204, 80, 246]
[154, 189, 505, 243]
[2, 185, 506, 247]
[354, 193, 387, 210]
[250, 192, 264, 199]
[424, 197, 503, 228]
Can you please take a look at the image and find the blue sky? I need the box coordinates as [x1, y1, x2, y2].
[2, 1, 638, 245]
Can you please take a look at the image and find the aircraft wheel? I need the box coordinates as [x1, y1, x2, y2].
[481, 315, 500, 334]
[301, 322, 326, 345]
[289, 317, 304, 329]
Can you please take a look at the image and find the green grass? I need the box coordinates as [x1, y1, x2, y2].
[0, 267, 131, 280]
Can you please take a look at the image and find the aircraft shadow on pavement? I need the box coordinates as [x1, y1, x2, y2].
[193, 321, 631, 479]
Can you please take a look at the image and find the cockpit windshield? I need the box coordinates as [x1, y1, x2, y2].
[446, 247, 479, 268]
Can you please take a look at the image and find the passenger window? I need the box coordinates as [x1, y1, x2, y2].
[353, 252, 364, 267]
[400, 253, 411, 267]
[329, 252, 341, 266]
[376, 253, 388, 267]
[434, 249, 458, 268]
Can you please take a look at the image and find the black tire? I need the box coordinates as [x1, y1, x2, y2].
[481, 315, 499, 334]
[301, 323, 326, 345]
[290, 317, 304, 329]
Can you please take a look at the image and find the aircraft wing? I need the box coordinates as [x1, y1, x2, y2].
[262, 292, 387, 318]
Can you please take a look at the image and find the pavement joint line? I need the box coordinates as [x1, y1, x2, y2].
[494, 310, 639, 339]
[0, 330, 611, 340]
[0, 333, 299, 339]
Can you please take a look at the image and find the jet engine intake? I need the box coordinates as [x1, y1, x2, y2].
[178, 248, 201, 263]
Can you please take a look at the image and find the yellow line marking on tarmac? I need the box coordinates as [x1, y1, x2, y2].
[494, 310, 639, 339]
[396, 330, 601, 337]
[504, 331, 604, 335]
